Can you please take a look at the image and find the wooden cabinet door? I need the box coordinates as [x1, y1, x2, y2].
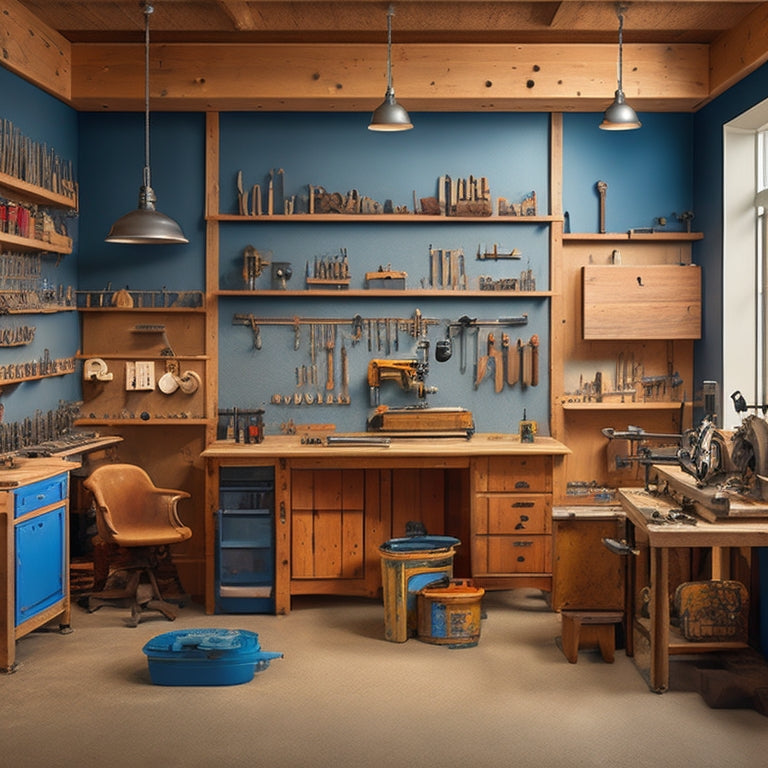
[291, 469, 364, 579]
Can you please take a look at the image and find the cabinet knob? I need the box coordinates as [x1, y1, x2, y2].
[515, 481, 530, 489]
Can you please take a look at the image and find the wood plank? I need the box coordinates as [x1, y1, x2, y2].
[0, 0, 71, 101]
[582, 265, 701, 340]
[69, 42, 709, 112]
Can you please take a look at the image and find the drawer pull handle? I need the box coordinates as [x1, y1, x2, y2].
[515, 481, 530, 489]
[512, 540, 533, 547]
[37, 494, 45, 500]
[517, 556, 526, 562]
[512, 501, 534, 508]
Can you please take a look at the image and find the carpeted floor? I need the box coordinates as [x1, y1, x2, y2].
[3, 589, 768, 768]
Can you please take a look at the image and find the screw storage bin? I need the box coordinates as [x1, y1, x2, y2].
[142, 628, 283, 686]
[379, 535, 460, 643]
[417, 579, 485, 648]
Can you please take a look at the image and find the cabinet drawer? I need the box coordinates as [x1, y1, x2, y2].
[477, 495, 551, 534]
[14, 473, 68, 518]
[485, 456, 551, 493]
[475, 535, 551, 574]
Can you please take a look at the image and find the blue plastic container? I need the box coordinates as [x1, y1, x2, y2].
[142, 628, 283, 686]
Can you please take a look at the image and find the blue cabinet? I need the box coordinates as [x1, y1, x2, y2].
[215, 466, 275, 613]
[1, 465, 72, 673]
[15, 505, 67, 625]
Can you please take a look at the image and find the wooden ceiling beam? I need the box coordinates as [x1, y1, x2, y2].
[69, 40, 709, 112]
[708, 3, 768, 102]
[0, 0, 71, 101]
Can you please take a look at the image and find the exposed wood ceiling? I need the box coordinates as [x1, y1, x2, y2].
[4, 1, 768, 113]
[14, 1, 765, 45]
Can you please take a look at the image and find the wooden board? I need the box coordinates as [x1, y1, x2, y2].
[582, 265, 701, 340]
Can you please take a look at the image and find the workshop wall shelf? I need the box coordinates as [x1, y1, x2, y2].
[210, 213, 562, 224]
[215, 289, 554, 298]
[560, 401, 690, 411]
[563, 232, 702, 242]
[0, 171, 78, 210]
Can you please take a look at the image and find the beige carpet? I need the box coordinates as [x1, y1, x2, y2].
[3, 589, 768, 768]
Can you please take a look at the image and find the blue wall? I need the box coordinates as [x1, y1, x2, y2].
[0, 67, 80, 422]
[70, 109, 697, 435]
[693, 60, 768, 655]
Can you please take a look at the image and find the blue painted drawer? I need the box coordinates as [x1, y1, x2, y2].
[13, 473, 68, 518]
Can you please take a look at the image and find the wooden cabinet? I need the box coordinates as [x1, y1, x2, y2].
[550, 234, 701, 505]
[470, 454, 555, 591]
[551, 508, 626, 611]
[1, 459, 77, 673]
[202, 437, 569, 613]
[75, 307, 211, 598]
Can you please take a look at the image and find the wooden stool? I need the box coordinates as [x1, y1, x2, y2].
[560, 610, 624, 663]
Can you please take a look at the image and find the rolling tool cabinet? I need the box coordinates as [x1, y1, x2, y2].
[1, 458, 79, 672]
[215, 465, 276, 613]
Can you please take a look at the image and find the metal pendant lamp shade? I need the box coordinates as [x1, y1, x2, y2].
[368, 6, 413, 132]
[600, 5, 641, 131]
[106, 3, 188, 244]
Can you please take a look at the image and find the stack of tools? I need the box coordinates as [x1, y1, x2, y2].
[0, 401, 83, 460]
[562, 354, 684, 404]
[474, 332, 539, 393]
[478, 267, 535, 292]
[497, 191, 537, 217]
[0, 118, 78, 203]
[427, 246, 467, 290]
[306, 249, 350, 289]
[436, 174, 491, 217]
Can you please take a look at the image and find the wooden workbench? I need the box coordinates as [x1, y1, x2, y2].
[618, 482, 768, 693]
[202, 433, 570, 614]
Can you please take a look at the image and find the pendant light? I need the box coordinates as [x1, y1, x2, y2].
[368, 5, 413, 132]
[106, 3, 188, 244]
[600, 4, 641, 131]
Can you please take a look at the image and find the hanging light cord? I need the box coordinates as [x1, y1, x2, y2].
[143, 3, 153, 191]
[616, 5, 626, 93]
[386, 4, 394, 93]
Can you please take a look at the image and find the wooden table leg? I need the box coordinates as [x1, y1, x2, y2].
[649, 545, 669, 693]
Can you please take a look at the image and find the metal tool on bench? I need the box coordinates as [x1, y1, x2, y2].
[366, 340, 473, 435]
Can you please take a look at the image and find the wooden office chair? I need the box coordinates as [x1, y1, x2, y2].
[83, 463, 192, 626]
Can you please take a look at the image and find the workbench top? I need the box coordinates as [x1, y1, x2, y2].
[202, 433, 570, 459]
[0, 457, 81, 489]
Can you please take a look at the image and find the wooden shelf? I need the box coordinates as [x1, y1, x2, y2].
[634, 616, 749, 654]
[216, 289, 553, 298]
[0, 305, 76, 315]
[0, 370, 76, 389]
[211, 213, 561, 224]
[563, 231, 703, 242]
[75, 418, 210, 427]
[0, 231, 72, 254]
[75, 353, 209, 361]
[561, 401, 688, 411]
[76, 306, 206, 313]
[0, 171, 77, 209]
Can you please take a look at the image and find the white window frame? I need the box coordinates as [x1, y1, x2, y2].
[723, 103, 768, 424]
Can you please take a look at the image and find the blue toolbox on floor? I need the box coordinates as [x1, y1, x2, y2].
[142, 628, 283, 686]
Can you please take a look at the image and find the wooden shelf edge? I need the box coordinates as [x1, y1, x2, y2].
[0, 232, 72, 254]
[0, 170, 78, 209]
[560, 401, 689, 411]
[0, 370, 75, 389]
[210, 213, 561, 224]
[76, 306, 206, 313]
[563, 231, 703, 242]
[75, 418, 211, 426]
[0, 306, 76, 315]
[76, 354, 209, 361]
[216, 289, 553, 298]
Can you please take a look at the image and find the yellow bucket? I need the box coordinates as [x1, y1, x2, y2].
[417, 579, 485, 648]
